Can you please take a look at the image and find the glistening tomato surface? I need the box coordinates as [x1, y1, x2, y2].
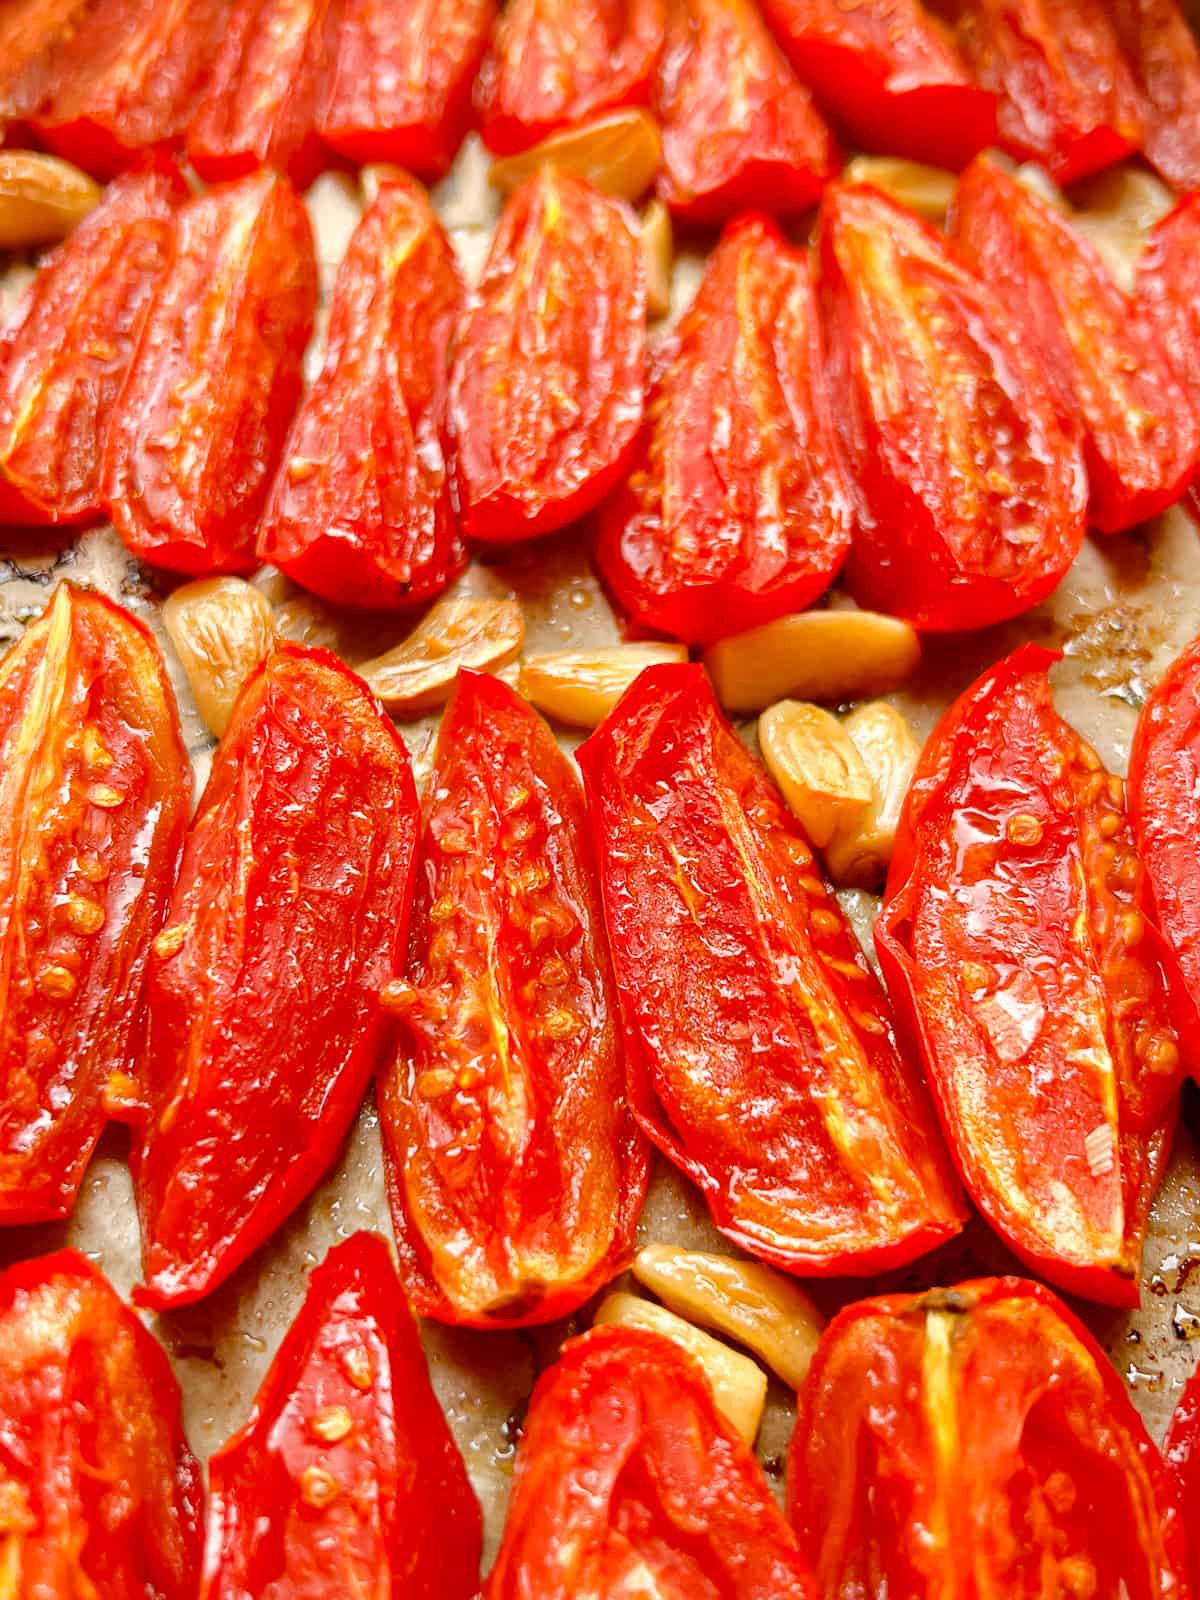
[486, 1325, 816, 1599]
[578, 663, 965, 1277]
[448, 168, 645, 545]
[788, 1278, 1190, 1600]
[596, 215, 851, 645]
[1111, 0, 1200, 192]
[133, 644, 419, 1311]
[877, 645, 1184, 1307]
[1164, 1360, 1200, 1598]
[200, 1233, 482, 1599]
[1136, 191, 1200, 524]
[817, 182, 1086, 633]
[257, 174, 464, 612]
[0, 1249, 203, 1597]
[379, 670, 646, 1328]
[0, 0, 93, 130]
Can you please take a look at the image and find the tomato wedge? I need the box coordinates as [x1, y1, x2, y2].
[200, 1232, 482, 1598]
[578, 662, 965, 1277]
[448, 168, 645, 545]
[953, 154, 1200, 535]
[257, 174, 464, 612]
[1136, 191, 1200, 525]
[133, 643, 419, 1310]
[379, 670, 646, 1328]
[0, 158, 185, 528]
[877, 645, 1183, 1307]
[486, 1324, 816, 1598]
[1111, 0, 1200, 192]
[788, 1277, 1190, 1600]
[1164, 1360, 1200, 1599]
[103, 169, 317, 576]
[0, 1248, 203, 1596]
[596, 214, 851, 645]
[817, 182, 1085, 633]
[0, 0, 92, 130]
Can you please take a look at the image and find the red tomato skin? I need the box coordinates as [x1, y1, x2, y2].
[0, 584, 189, 1225]
[380, 670, 647, 1329]
[0, 158, 185, 528]
[817, 182, 1086, 633]
[953, 155, 1200, 535]
[1110, 0, 1200, 192]
[596, 215, 852, 645]
[877, 645, 1184, 1308]
[1137, 192, 1200, 529]
[200, 1232, 482, 1599]
[319, 0, 496, 177]
[0, 1248, 203, 1597]
[757, 0, 996, 168]
[655, 0, 838, 223]
[578, 662, 965, 1278]
[448, 168, 646, 546]
[132, 644, 419, 1311]
[0, 0, 93, 129]
[475, 0, 665, 155]
[487, 1324, 817, 1599]
[103, 170, 318, 577]
[257, 175, 466, 612]
[1164, 1362, 1200, 1599]
[788, 1276, 1191, 1600]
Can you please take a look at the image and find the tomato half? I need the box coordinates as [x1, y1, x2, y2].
[133, 643, 419, 1310]
[1164, 1361, 1200, 1599]
[788, 1277, 1190, 1600]
[379, 670, 647, 1328]
[0, 0, 92, 130]
[486, 1324, 816, 1598]
[578, 662, 965, 1277]
[103, 169, 317, 576]
[200, 1232, 482, 1598]
[817, 182, 1086, 633]
[1136, 191, 1200, 526]
[877, 645, 1184, 1307]
[0, 1248, 203, 1596]
[448, 168, 645, 545]
[0, 158, 185, 528]
[596, 214, 851, 645]
[1111, 0, 1200, 192]
[953, 154, 1200, 535]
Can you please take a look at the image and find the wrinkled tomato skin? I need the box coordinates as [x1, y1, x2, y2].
[818, 182, 1086, 633]
[1137, 192, 1200, 526]
[380, 670, 647, 1330]
[448, 169, 646, 546]
[0, 159, 185, 528]
[132, 644, 419, 1311]
[1164, 1363, 1200, 1599]
[953, 155, 1200, 535]
[487, 1325, 816, 1598]
[788, 1277, 1191, 1600]
[596, 215, 851, 645]
[0, 584, 189, 1225]
[877, 645, 1184, 1308]
[758, 0, 995, 168]
[578, 663, 965, 1278]
[1111, 0, 1200, 192]
[200, 1233, 482, 1599]
[0, 0, 93, 131]
[319, 0, 496, 178]
[257, 174, 466, 612]
[103, 170, 318, 577]
[0, 1249, 203, 1597]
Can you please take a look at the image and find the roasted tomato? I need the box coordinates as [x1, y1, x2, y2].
[817, 182, 1086, 633]
[487, 1324, 816, 1597]
[103, 169, 317, 576]
[448, 168, 645, 545]
[877, 646, 1184, 1307]
[1111, 0, 1200, 192]
[257, 173, 465, 612]
[758, 0, 995, 169]
[379, 670, 646, 1328]
[0, 0, 92, 130]
[200, 1232, 482, 1598]
[1136, 192, 1200, 525]
[185, 0, 339, 187]
[30, 0, 232, 179]
[1164, 1360, 1200, 1598]
[319, 0, 496, 177]
[0, 584, 188, 1224]
[596, 215, 851, 645]
[789, 1277, 1190, 1600]
[953, 154, 1200, 535]
[132, 644, 419, 1310]
[0, 158, 184, 528]
[0, 1248, 203, 1595]
[655, 0, 837, 222]
[578, 663, 965, 1277]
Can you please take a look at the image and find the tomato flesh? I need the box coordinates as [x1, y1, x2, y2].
[1111, 0, 1200, 191]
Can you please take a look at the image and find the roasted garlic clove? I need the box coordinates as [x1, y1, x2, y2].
[357, 596, 525, 716]
[640, 198, 673, 318]
[824, 701, 921, 889]
[704, 608, 921, 715]
[162, 577, 275, 737]
[759, 699, 873, 848]
[0, 151, 102, 251]
[843, 155, 956, 221]
[488, 109, 663, 201]
[519, 641, 687, 728]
